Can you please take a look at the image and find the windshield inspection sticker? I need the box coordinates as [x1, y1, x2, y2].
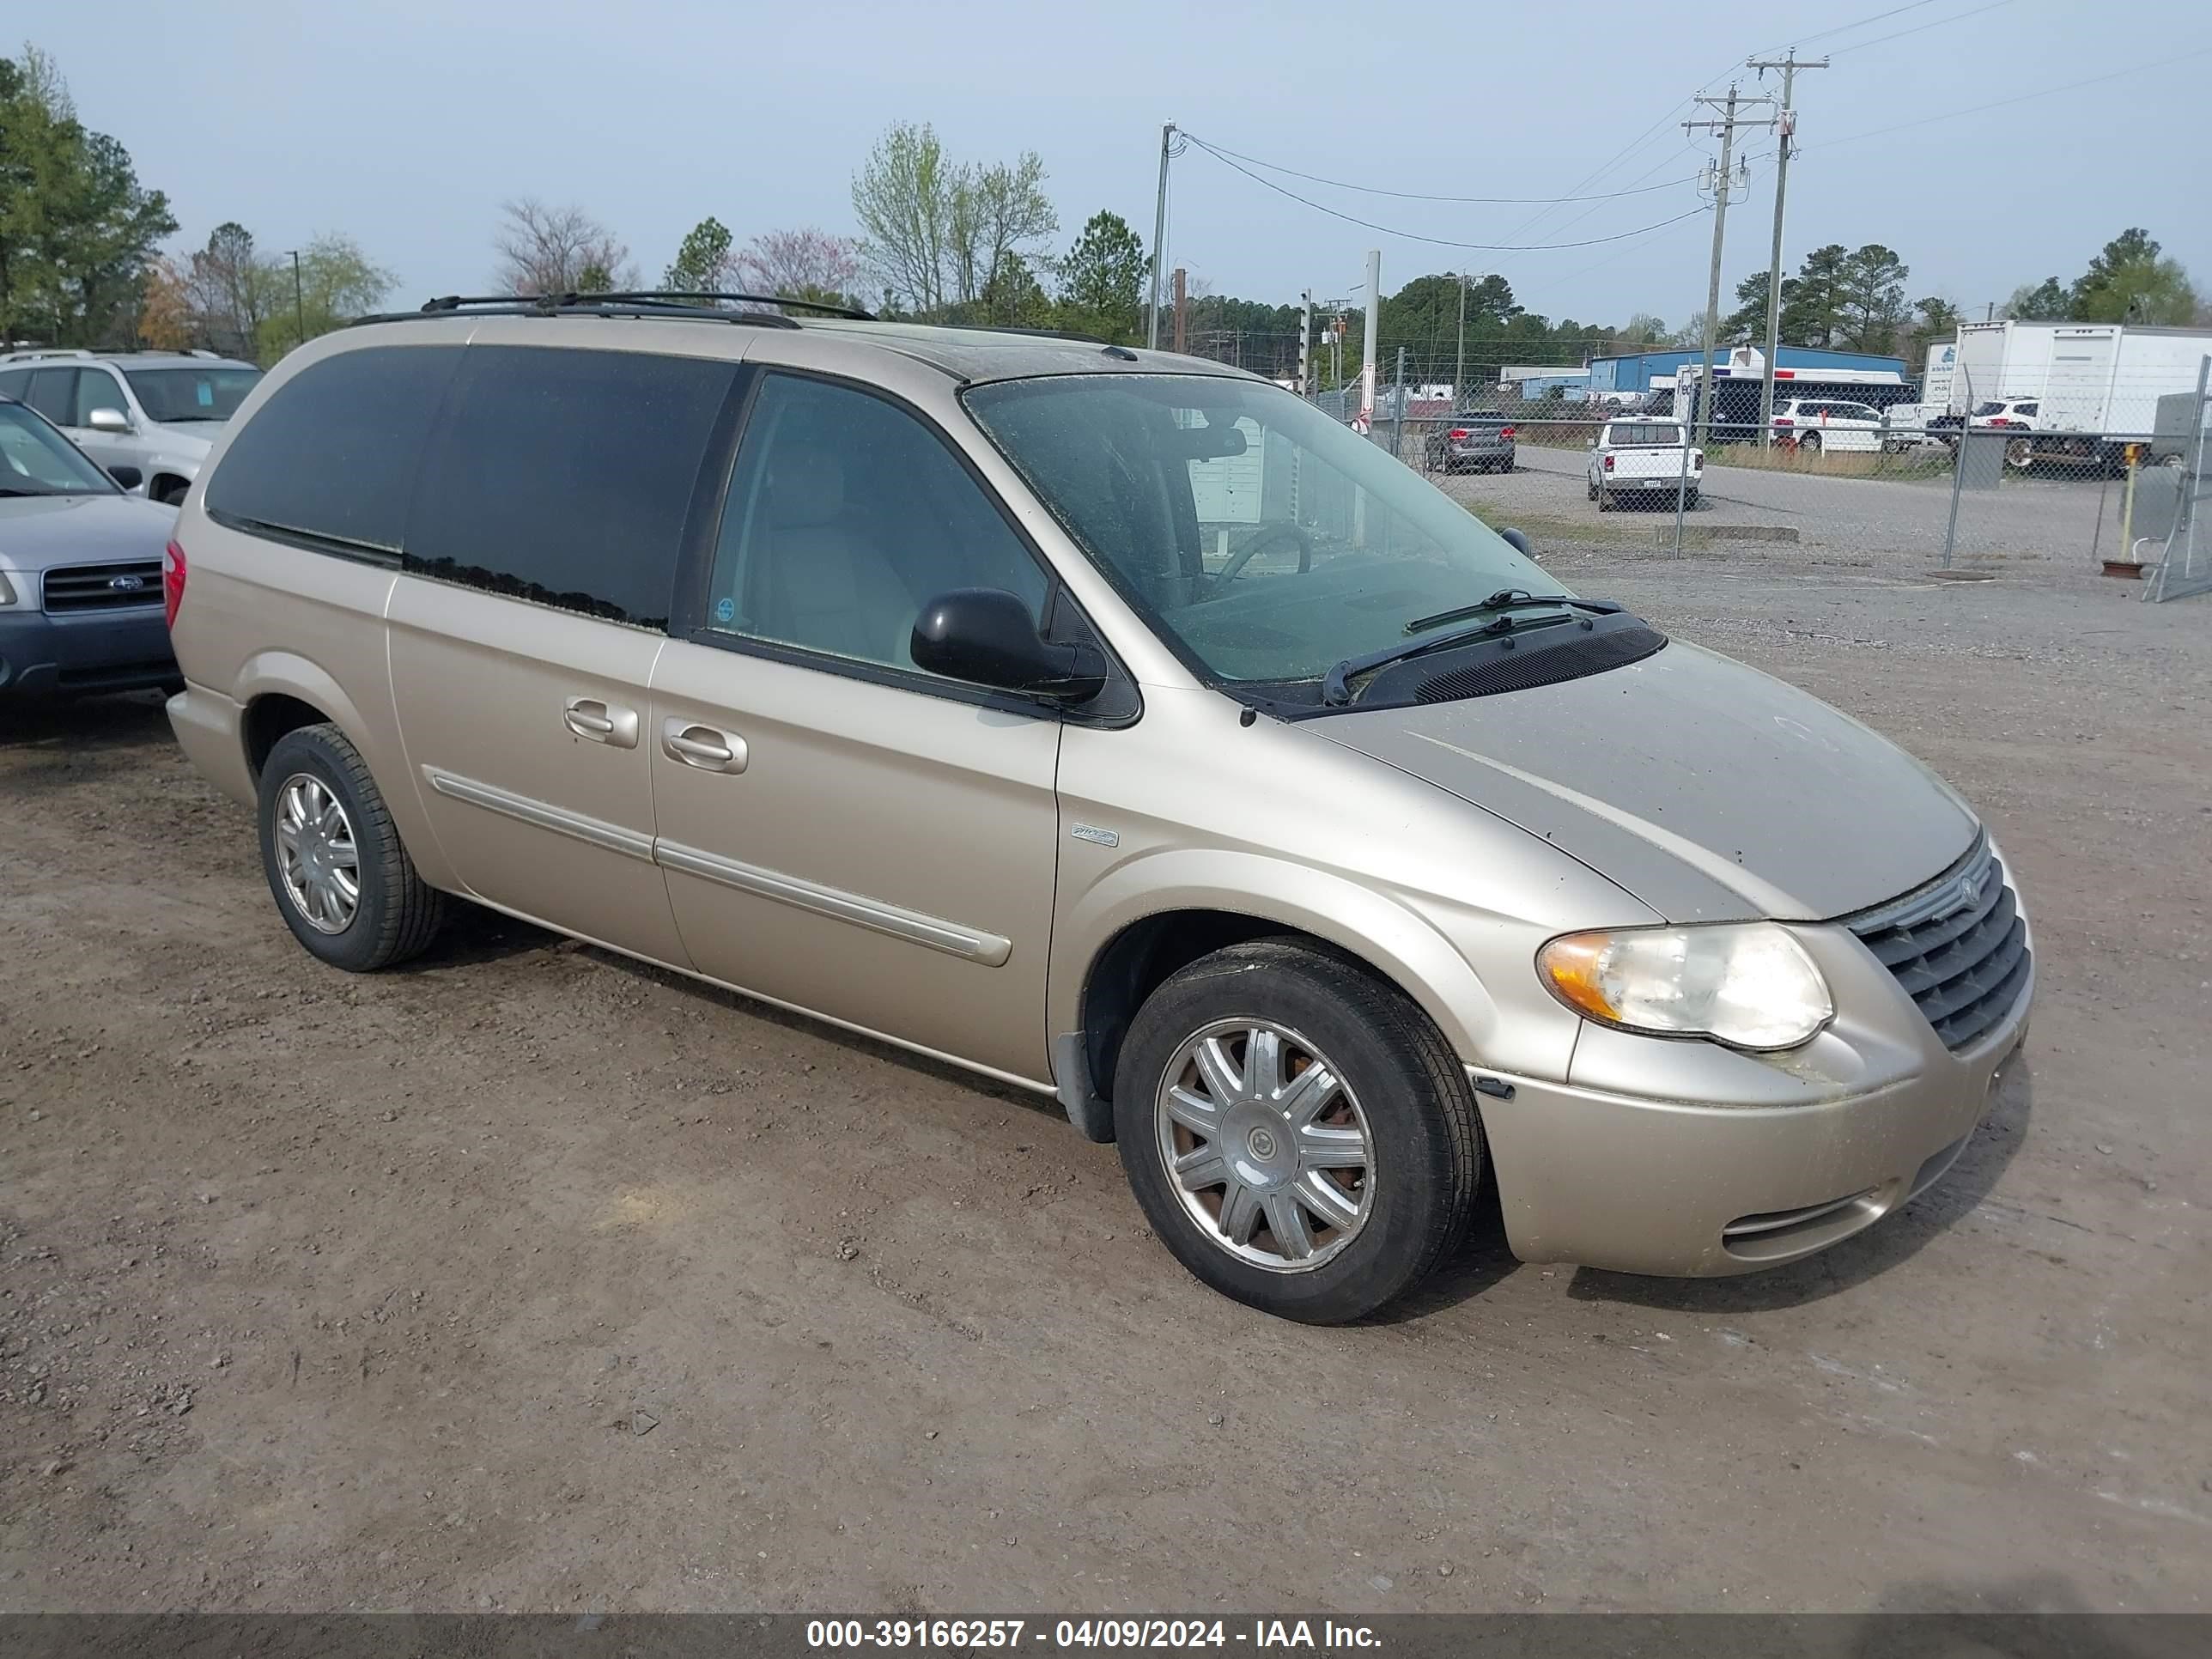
[714, 597, 736, 623]
[197, 381, 214, 407]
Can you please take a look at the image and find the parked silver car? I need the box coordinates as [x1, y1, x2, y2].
[0, 349, 262, 505]
[1424, 412, 1516, 474]
[0, 396, 180, 702]
[164, 299, 2032, 1322]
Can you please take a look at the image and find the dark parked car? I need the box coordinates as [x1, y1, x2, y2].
[0, 395, 180, 704]
[1424, 413, 1516, 474]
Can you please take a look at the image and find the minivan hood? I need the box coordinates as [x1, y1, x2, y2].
[1315, 639, 1978, 923]
[0, 492, 178, 573]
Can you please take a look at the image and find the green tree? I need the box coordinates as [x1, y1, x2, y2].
[1906, 295, 1963, 366]
[664, 216, 734, 292]
[851, 121, 957, 314]
[255, 234, 397, 359]
[1053, 210, 1146, 343]
[0, 46, 174, 345]
[2069, 228, 2197, 325]
[1834, 245, 1910, 355]
[2008, 276, 2069, 320]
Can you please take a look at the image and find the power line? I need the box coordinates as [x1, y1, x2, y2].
[1171, 135, 1700, 205]
[1762, 0, 1947, 51]
[1826, 0, 2015, 56]
[1182, 137, 1708, 252]
[1803, 40, 2212, 149]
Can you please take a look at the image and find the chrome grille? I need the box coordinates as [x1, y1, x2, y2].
[1846, 836, 2029, 1054]
[42, 559, 164, 613]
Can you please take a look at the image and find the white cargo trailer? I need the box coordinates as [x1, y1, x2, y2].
[1938, 321, 2212, 471]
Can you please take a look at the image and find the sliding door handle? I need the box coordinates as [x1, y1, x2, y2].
[564, 696, 639, 748]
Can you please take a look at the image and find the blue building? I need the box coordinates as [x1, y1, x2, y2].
[1589, 345, 1908, 396]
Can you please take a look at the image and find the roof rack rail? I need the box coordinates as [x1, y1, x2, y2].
[349, 294, 804, 331]
[920, 323, 1113, 345]
[622, 290, 876, 320]
[0, 346, 95, 363]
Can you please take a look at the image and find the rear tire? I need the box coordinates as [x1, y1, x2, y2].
[1114, 940, 1484, 1324]
[257, 723, 445, 973]
[1801, 431, 1822, 454]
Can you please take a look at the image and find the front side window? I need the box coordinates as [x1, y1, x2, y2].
[965, 373, 1551, 696]
[70, 369, 127, 427]
[121, 366, 263, 423]
[406, 346, 736, 629]
[0, 403, 116, 496]
[704, 373, 1048, 672]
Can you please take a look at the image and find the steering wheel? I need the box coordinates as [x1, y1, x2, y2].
[1214, 522, 1314, 586]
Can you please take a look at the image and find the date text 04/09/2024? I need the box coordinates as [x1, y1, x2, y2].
[805, 1620, 1382, 1650]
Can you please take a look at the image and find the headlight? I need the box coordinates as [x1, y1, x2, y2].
[1538, 922, 1833, 1051]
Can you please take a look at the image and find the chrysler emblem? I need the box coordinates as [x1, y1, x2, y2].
[1957, 869, 1984, 910]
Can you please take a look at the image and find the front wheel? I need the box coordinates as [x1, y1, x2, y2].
[257, 723, 446, 972]
[1113, 940, 1484, 1323]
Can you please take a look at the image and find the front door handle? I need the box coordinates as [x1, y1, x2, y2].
[662, 719, 747, 774]
[564, 696, 639, 748]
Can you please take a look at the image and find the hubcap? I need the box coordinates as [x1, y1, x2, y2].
[1154, 1018, 1374, 1273]
[273, 773, 361, 934]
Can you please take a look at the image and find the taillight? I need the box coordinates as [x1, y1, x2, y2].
[1448, 428, 1471, 441]
[1603, 455, 1615, 471]
[1498, 426, 1516, 439]
[1773, 417, 1794, 427]
[162, 538, 186, 629]
[1986, 417, 2016, 428]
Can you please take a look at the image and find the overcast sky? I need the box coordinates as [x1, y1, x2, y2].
[31, 0, 2212, 335]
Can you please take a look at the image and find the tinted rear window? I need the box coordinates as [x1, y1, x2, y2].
[403, 346, 736, 629]
[1607, 423, 1682, 447]
[204, 345, 461, 552]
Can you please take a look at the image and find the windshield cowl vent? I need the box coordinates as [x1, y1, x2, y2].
[1409, 625, 1668, 705]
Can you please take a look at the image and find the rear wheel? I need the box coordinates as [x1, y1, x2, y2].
[1800, 430, 1822, 454]
[1114, 940, 1484, 1324]
[2005, 437, 2034, 469]
[257, 723, 445, 972]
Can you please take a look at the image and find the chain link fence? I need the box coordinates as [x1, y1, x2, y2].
[1182, 334, 2212, 597]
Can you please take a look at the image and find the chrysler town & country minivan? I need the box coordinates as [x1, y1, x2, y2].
[164, 296, 2032, 1322]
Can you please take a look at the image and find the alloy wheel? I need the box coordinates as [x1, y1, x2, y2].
[272, 772, 361, 934]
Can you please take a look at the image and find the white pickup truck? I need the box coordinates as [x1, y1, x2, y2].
[1587, 417, 1702, 509]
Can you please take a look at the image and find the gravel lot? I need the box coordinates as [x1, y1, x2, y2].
[3, 535, 2208, 1614]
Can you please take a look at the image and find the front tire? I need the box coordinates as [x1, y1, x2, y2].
[257, 723, 445, 972]
[1113, 940, 1483, 1324]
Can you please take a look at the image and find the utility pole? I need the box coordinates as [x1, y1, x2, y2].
[1146, 123, 1176, 350]
[1748, 52, 1827, 447]
[1455, 273, 1468, 406]
[1298, 291, 1313, 396]
[289, 249, 306, 349]
[1359, 249, 1381, 434]
[1684, 87, 1775, 447]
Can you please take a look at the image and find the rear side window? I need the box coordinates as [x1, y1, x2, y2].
[204, 345, 461, 553]
[404, 346, 736, 629]
[26, 368, 76, 423]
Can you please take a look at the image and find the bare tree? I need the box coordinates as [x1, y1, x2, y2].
[736, 228, 861, 303]
[493, 198, 634, 295]
[182, 222, 270, 358]
[962, 154, 1055, 312]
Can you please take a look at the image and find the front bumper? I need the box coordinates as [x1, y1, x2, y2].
[1474, 945, 2032, 1277]
[0, 605, 175, 702]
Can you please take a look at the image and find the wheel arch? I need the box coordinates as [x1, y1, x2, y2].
[234, 652, 372, 781]
[1052, 854, 1498, 1140]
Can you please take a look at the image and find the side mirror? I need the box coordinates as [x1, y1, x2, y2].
[1498, 527, 1534, 558]
[88, 407, 132, 434]
[910, 587, 1106, 702]
[107, 465, 144, 491]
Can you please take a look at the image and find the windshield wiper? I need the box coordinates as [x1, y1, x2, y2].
[1322, 592, 1629, 708]
[1404, 589, 1622, 635]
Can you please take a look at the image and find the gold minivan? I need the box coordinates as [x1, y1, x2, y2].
[167, 298, 2030, 1322]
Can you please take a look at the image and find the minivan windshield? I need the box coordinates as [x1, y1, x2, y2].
[0, 402, 117, 496]
[964, 374, 1556, 696]
[121, 366, 262, 422]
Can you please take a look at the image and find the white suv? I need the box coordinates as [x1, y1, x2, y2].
[0, 349, 262, 505]
[1771, 398, 1884, 453]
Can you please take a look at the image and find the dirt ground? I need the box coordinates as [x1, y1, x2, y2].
[3, 536, 2209, 1615]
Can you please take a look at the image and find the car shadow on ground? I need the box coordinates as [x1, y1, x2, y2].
[1564, 1056, 2037, 1315]
[0, 689, 173, 752]
[1847, 1571, 2171, 1654]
